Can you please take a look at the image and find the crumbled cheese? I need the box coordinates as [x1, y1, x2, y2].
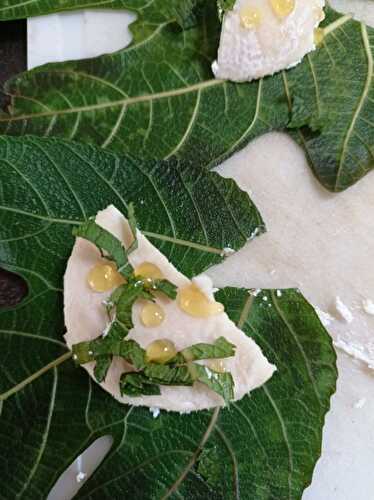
[335, 297, 354, 324]
[354, 398, 367, 409]
[150, 407, 160, 418]
[250, 288, 262, 297]
[314, 306, 334, 327]
[334, 337, 374, 370]
[248, 227, 260, 240]
[222, 246, 235, 256]
[276, 290, 282, 298]
[362, 299, 374, 316]
[213, 0, 325, 82]
[76, 472, 87, 483]
[263, 296, 268, 301]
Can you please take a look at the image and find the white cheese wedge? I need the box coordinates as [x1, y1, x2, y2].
[64, 205, 275, 413]
[213, 0, 325, 82]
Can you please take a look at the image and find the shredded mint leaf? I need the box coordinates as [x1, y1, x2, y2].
[72, 220, 133, 278]
[148, 279, 178, 300]
[181, 336, 235, 361]
[120, 372, 161, 397]
[126, 203, 138, 255]
[217, 0, 235, 17]
[93, 356, 112, 383]
[113, 283, 153, 331]
[193, 364, 234, 404]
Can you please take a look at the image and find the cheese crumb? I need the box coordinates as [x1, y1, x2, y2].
[222, 246, 235, 257]
[150, 407, 160, 418]
[334, 337, 374, 370]
[276, 290, 282, 298]
[76, 472, 87, 483]
[354, 398, 367, 409]
[362, 299, 374, 316]
[335, 297, 354, 324]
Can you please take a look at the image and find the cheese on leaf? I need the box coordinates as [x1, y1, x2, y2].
[213, 0, 325, 82]
[64, 205, 275, 413]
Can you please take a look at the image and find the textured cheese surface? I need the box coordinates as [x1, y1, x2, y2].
[64, 205, 275, 413]
[213, 0, 325, 82]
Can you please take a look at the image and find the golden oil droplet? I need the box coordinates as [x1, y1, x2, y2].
[146, 339, 177, 364]
[207, 359, 227, 373]
[314, 27, 324, 46]
[240, 6, 262, 29]
[141, 303, 165, 327]
[87, 261, 125, 292]
[134, 262, 164, 280]
[177, 284, 225, 318]
[270, 0, 295, 18]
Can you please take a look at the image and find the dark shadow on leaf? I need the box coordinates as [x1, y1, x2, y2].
[0, 267, 28, 308]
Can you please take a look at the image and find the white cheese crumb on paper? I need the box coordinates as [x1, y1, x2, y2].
[335, 297, 354, 323]
[362, 299, 374, 316]
[222, 246, 235, 256]
[150, 407, 160, 418]
[354, 398, 367, 409]
[334, 337, 374, 370]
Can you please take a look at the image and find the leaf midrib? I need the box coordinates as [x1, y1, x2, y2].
[335, 22, 373, 190]
[1, 78, 224, 123]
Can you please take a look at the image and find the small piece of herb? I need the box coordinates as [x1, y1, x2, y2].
[73, 220, 134, 278]
[217, 0, 235, 18]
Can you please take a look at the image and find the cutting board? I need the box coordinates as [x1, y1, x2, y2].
[27, 2, 374, 499]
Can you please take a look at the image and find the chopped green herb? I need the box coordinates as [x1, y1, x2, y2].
[181, 336, 235, 362]
[217, 0, 235, 18]
[73, 220, 134, 278]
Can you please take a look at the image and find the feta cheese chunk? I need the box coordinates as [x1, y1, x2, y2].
[213, 0, 325, 82]
[64, 205, 275, 413]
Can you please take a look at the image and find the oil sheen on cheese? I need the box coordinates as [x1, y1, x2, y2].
[213, 0, 325, 82]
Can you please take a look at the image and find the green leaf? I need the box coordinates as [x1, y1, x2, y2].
[1, 6, 373, 191]
[0, 135, 263, 279]
[284, 8, 374, 191]
[0, 1, 289, 174]
[73, 220, 134, 278]
[0, 283, 337, 498]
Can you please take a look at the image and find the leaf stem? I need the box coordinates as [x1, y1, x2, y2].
[0, 351, 72, 402]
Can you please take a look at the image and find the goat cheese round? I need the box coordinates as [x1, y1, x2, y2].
[64, 205, 275, 413]
[212, 0, 325, 82]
